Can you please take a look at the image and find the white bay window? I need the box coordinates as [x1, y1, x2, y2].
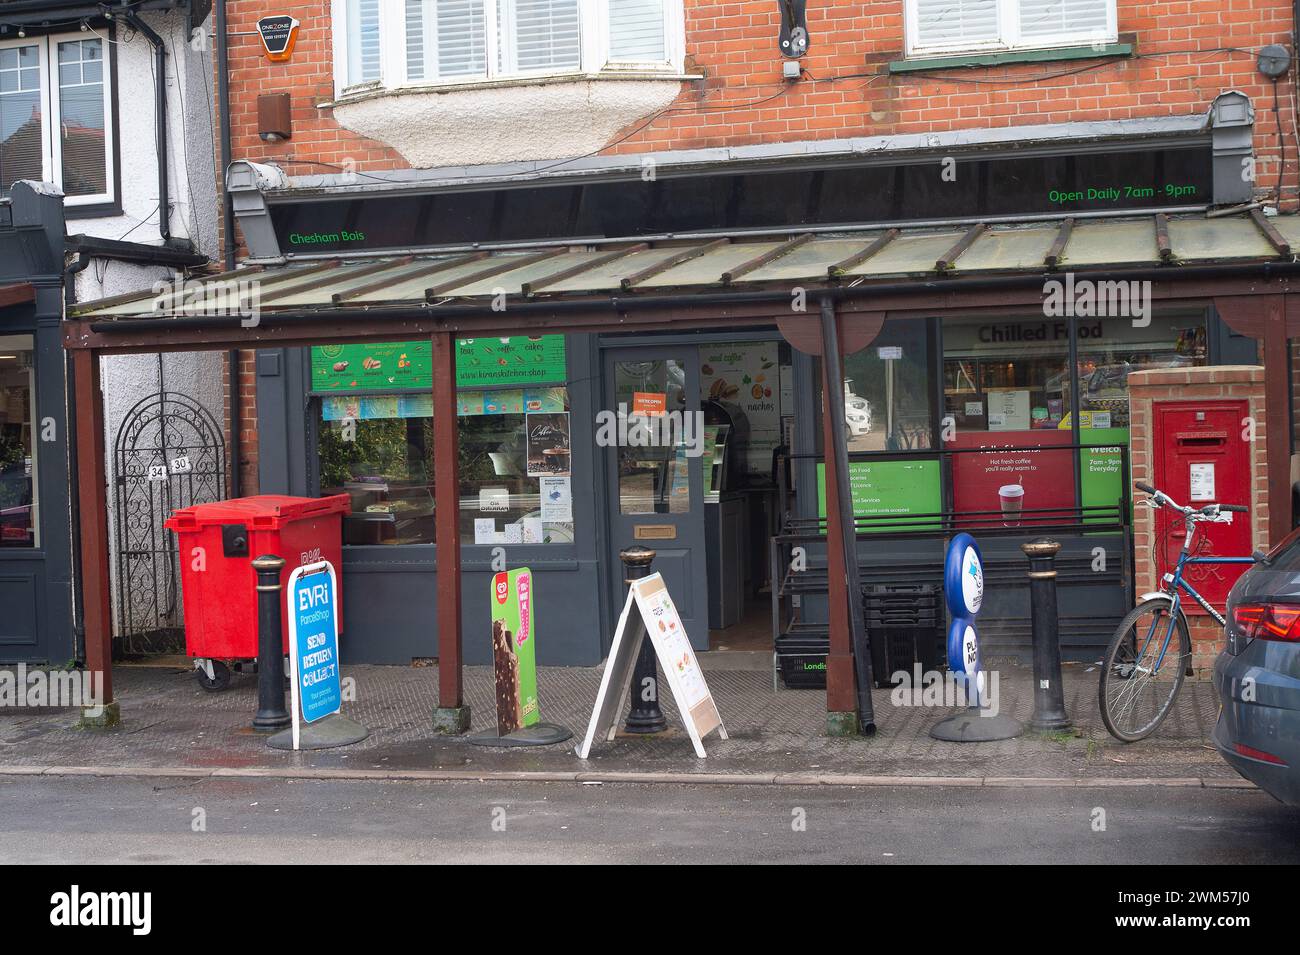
[334, 0, 683, 93]
[905, 0, 1117, 57]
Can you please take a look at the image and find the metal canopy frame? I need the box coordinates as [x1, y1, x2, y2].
[60, 209, 1300, 730]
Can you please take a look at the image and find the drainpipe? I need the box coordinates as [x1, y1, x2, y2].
[122, 10, 171, 243]
[215, 0, 241, 494]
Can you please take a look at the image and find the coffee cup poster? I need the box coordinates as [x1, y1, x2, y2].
[947, 431, 1075, 527]
[525, 412, 572, 476]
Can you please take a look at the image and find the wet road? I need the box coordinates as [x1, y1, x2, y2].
[2, 774, 1297, 864]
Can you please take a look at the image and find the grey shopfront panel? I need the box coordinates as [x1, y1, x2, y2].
[258, 334, 609, 666]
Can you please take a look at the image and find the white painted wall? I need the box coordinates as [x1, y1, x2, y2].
[64, 12, 225, 642]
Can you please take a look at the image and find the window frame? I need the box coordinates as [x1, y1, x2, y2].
[0, 31, 116, 209]
[331, 0, 685, 97]
[903, 0, 1118, 59]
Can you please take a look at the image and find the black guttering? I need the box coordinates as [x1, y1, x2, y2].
[120, 8, 172, 243]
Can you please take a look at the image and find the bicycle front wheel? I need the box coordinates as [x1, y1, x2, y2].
[1098, 597, 1191, 742]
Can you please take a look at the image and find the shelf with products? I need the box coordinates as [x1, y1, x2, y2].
[943, 354, 1072, 433]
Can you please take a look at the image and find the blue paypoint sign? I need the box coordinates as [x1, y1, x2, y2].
[944, 533, 986, 706]
[287, 561, 342, 743]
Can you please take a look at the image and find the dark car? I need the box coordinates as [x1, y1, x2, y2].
[1214, 529, 1300, 805]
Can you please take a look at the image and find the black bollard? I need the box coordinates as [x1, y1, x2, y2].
[251, 554, 291, 732]
[621, 545, 667, 734]
[1022, 538, 1071, 732]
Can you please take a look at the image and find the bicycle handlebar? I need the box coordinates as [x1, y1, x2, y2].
[1132, 481, 1246, 518]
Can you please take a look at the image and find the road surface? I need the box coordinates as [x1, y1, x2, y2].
[2, 774, 1297, 864]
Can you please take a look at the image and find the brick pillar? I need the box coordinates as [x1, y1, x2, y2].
[1128, 365, 1271, 675]
[220, 348, 261, 497]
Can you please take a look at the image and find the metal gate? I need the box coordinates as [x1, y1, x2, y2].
[113, 392, 227, 654]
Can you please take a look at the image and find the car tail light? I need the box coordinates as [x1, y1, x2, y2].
[1231, 603, 1300, 642]
[1234, 742, 1288, 766]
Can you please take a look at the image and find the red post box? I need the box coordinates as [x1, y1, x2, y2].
[164, 495, 350, 686]
[1152, 400, 1252, 613]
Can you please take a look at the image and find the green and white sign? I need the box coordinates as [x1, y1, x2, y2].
[311, 336, 566, 393]
[311, 342, 432, 392]
[491, 568, 539, 736]
[457, 336, 566, 387]
[816, 459, 942, 531]
[1079, 427, 1129, 523]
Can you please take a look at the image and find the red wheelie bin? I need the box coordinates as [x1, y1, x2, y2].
[164, 494, 350, 690]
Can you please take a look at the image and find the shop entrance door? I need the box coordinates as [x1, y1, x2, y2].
[603, 348, 708, 649]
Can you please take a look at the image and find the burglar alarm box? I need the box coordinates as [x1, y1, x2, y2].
[1152, 400, 1252, 612]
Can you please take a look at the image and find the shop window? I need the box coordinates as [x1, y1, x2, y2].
[941, 313, 1207, 525]
[334, 0, 683, 94]
[1076, 314, 1208, 431]
[0, 34, 113, 205]
[812, 320, 941, 528]
[313, 337, 574, 546]
[905, 0, 1117, 58]
[943, 316, 1071, 439]
[817, 319, 934, 454]
[943, 315, 1074, 524]
[0, 336, 36, 548]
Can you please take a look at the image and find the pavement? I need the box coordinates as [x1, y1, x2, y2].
[0, 774, 1289, 864]
[0, 658, 1243, 786]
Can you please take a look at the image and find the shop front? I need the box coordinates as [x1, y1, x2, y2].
[255, 328, 793, 664]
[0, 183, 75, 665]
[64, 172, 1300, 727]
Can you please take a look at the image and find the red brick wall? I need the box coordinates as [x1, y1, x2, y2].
[1129, 365, 1270, 674]
[222, 0, 1299, 206]
[219, 349, 260, 496]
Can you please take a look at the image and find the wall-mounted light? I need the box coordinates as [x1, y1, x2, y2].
[778, 0, 809, 58]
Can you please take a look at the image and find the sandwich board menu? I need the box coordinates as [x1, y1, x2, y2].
[576, 572, 726, 759]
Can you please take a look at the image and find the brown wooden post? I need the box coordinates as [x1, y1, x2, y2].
[431, 331, 470, 733]
[1263, 295, 1291, 543]
[72, 348, 117, 725]
[820, 338, 858, 732]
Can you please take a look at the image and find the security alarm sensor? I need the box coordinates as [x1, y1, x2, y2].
[1258, 44, 1291, 78]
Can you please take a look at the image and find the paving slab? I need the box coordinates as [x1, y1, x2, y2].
[0, 660, 1239, 783]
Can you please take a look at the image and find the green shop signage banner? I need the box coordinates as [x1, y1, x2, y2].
[311, 336, 566, 393]
[816, 459, 942, 531]
[312, 342, 433, 391]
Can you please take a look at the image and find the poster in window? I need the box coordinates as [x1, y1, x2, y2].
[539, 476, 572, 522]
[525, 412, 571, 476]
[986, 389, 1031, 431]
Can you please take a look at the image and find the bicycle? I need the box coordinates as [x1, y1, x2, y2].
[1097, 481, 1254, 742]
